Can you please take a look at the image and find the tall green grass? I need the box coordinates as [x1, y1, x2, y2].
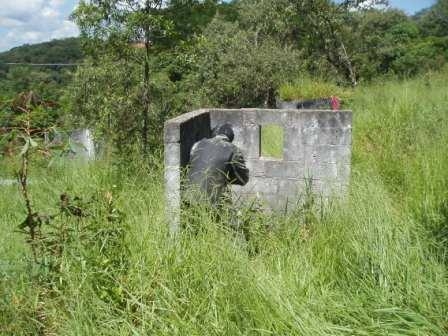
[1, 71, 447, 335]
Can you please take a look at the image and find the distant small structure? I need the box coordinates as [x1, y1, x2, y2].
[46, 128, 96, 161]
[69, 129, 96, 160]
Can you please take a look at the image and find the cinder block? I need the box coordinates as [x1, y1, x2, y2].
[303, 145, 351, 170]
[300, 111, 352, 129]
[165, 166, 181, 196]
[303, 145, 321, 167]
[242, 109, 258, 125]
[231, 125, 245, 149]
[301, 126, 351, 146]
[210, 109, 245, 129]
[256, 109, 289, 125]
[319, 145, 352, 164]
[165, 166, 181, 232]
[248, 159, 266, 177]
[164, 121, 181, 143]
[264, 160, 304, 178]
[243, 177, 279, 194]
[164, 143, 181, 166]
[314, 163, 339, 180]
[284, 126, 303, 161]
[278, 178, 305, 196]
[337, 163, 351, 183]
[241, 124, 260, 159]
[301, 126, 320, 146]
[165, 109, 212, 143]
[318, 127, 352, 146]
[284, 110, 302, 125]
[318, 111, 352, 128]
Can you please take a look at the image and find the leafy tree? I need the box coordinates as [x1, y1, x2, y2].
[258, 0, 357, 86]
[347, 9, 411, 80]
[71, 1, 231, 155]
[417, 0, 448, 38]
[346, 7, 448, 80]
[186, 17, 303, 107]
[73, 0, 175, 155]
[65, 58, 141, 156]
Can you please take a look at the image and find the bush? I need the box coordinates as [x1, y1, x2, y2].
[186, 18, 303, 108]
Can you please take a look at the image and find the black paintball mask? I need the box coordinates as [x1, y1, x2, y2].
[212, 123, 234, 142]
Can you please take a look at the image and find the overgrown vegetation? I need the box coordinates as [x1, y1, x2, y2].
[278, 78, 352, 101]
[0, 38, 82, 101]
[3, 0, 446, 156]
[1, 0, 448, 334]
[1, 69, 447, 336]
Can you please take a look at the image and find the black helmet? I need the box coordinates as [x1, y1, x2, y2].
[212, 123, 234, 142]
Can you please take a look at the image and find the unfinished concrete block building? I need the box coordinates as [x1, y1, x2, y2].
[164, 108, 352, 231]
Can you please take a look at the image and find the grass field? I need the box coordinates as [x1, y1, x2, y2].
[1, 71, 448, 335]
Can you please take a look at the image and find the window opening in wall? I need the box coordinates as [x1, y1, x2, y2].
[260, 124, 284, 159]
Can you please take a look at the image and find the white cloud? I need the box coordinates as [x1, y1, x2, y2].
[349, 0, 390, 11]
[42, 7, 60, 19]
[49, 0, 65, 6]
[50, 20, 79, 40]
[0, 0, 45, 21]
[0, 17, 24, 28]
[0, 0, 79, 52]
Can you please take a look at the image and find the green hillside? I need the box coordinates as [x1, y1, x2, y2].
[0, 38, 82, 101]
[0, 38, 82, 64]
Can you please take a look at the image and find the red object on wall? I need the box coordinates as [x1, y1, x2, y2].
[330, 96, 340, 111]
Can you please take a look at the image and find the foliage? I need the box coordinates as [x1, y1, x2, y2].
[0, 38, 82, 64]
[416, 0, 448, 38]
[64, 58, 141, 156]
[187, 17, 303, 107]
[0, 91, 128, 335]
[65, 55, 188, 157]
[73, 0, 182, 155]
[346, 8, 448, 81]
[0, 38, 82, 102]
[1, 2, 448, 334]
[1, 73, 448, 335]
[1, 0, 446, 159]
[278, 78, 352, 101]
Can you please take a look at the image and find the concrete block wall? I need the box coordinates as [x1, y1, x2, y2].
[164, 108, 352, 231]
[164, 109, 211, 231]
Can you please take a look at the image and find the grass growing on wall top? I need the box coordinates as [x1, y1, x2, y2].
[1, 71, 448, 335]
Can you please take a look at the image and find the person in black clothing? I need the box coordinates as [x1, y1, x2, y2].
[186, 123, 249, 207]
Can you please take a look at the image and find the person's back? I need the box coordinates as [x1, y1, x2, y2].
[187, 124, 249, 205]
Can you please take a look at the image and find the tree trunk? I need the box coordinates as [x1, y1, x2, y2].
[339, 40, 357, 87]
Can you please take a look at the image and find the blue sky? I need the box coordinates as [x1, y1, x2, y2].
[0, 0, 79, 52]
[390, 0, 436, 14]
[0, 0, 438, 52]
